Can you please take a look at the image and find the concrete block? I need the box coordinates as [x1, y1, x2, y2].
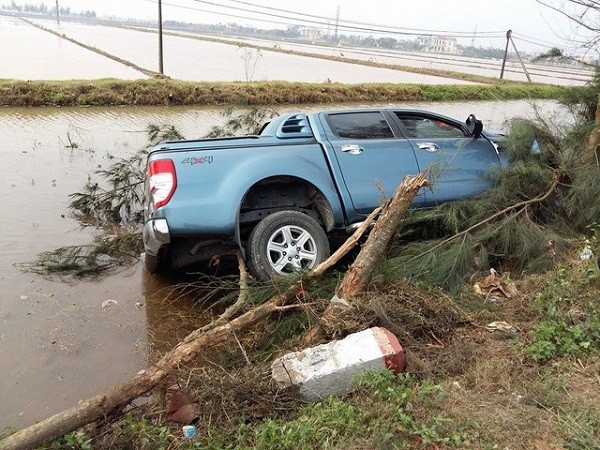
[271, 327, 406, 400]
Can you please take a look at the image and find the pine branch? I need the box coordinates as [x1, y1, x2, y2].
[408, 171, 561, 263]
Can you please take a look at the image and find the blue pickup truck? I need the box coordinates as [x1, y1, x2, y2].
[143, 108, 504, 280]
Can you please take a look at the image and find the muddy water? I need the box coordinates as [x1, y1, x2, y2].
[0, 106, 224, 431]
[0, 100, 566, 430]
[0, 14, 465, 84]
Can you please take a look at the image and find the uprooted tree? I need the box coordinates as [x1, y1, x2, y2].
[377, 68, 599, 292]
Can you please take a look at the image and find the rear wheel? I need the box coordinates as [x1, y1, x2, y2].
[247, 210, 330, 281]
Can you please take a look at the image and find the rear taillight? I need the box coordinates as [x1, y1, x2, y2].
[148, 159, 177, 209]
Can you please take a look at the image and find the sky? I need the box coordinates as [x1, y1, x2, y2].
[6, 0, 598, 55]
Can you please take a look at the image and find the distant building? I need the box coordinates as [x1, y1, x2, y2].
[428, 36, 458, 54]
[418, 35, 433, 47]
[574, 56, 593, 66]
[299, 27, 324, 41]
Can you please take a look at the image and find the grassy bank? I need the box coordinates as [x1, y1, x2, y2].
[23, 259, 600, 450]
[0, 79, 573, 107]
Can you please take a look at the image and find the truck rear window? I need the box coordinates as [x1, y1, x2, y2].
[327, 112, 394, 139]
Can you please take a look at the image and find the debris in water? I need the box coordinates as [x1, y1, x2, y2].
[101, 299, 118, 309]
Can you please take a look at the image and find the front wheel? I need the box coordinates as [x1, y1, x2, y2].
[246, 210, 330, 281]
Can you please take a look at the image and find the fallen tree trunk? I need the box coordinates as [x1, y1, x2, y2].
[337, 172, 428, 300]
[306, 172, 428, 342]
[0, 210, 381, 450]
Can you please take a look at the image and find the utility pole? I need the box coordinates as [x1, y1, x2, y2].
[55, 0, 59, 25]
[500, 30, 511, 79]
[158, 0, 164, 75]
[334, 5, 340, 42]
[500, 29, 532, 82]
[509, 33, 532, 82]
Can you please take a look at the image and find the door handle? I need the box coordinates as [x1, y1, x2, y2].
[418, 142, 439, 152]
[341, 144, 364, 155]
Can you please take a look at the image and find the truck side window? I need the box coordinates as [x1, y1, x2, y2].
[328, 112, 394, 139]
[396, 114, 466, 139]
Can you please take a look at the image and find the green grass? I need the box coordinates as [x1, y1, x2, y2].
[525, 261, 600, 362]
[0, 79, 575, 107]
[81, 372, 462, 450]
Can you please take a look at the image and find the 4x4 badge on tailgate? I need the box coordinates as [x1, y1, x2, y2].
[182, 156, 214, 165]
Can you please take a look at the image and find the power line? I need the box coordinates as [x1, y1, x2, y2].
[512, 32, 562, 48]
[182, 0, 506, 38]
[512, 35, 560, 50]
[220, 0, 505, 35]
[141, 0, 321, 30]
[146, 0, 504, 38]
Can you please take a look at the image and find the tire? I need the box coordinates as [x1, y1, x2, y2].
[247, 210, 330, 281]
[143, 251, 160, 273]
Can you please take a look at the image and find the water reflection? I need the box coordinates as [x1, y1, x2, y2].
[141, 267, 244, 368]
[142, 271, 214, 363]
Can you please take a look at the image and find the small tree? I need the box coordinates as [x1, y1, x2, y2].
[238, 45, 262, 82]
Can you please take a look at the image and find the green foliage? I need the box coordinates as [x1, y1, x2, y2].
[46, 372, 464, 450]
[561, 67, 599, 122]
[69, 124, 184, 226]
[526, 262, 600, 362]
[564, 163, 600, 229]
[0, 79, 572, 108]
[41, 431, 92, 450]
[20, 229, 142, 278]
[532, 47, 564, 62]
[146, 124, 184, 144]
[187, 371, 461, 449]
[386, 82, 600, 292]
[561, 409, 600, 450]
[204, 107, 278, 138]
[23, 124, 181, 278]
[110, 413, 175, 450]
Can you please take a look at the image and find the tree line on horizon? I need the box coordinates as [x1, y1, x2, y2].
[1, 1, 96, 19]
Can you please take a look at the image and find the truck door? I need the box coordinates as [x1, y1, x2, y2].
[320, 111, 423, 216]
[393, 112, 501, 206]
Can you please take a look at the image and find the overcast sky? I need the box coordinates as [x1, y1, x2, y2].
[7, 0, 598, 55]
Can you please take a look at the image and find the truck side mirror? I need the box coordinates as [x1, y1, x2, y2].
[465, 114, 483, 139]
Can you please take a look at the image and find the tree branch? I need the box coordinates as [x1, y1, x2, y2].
[408, 172, 560, 263]
[536, 0, 600, 33]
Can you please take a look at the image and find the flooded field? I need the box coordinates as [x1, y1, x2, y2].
[0, 15, 472, 84]
[1, 14, 593, 86]
[193, 32, 595, 86]
[0, 100, 568, 431]
[0, 16, 142, 80]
